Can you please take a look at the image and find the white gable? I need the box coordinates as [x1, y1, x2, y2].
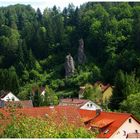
[80, 101, 102, 110]
[41, 90, 45, 96]
[111, 117, 140, 138]
[1, 92, 20, 101]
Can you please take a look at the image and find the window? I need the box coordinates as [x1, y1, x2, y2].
[12, 97, 15, 101]
[104, 129, 109, 134]
[6, 97, 10, 101]
[90, 104, 92, 107]
[129, 118, 132, 123]
[123, 130, 126, 136]
[135, 130, 138, 133]
[87, 104, 89, 107]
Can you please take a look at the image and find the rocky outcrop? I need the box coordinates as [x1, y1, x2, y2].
[78, 38, 86, 64]
[65, 53, 75, 77]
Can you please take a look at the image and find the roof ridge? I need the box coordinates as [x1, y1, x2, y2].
[101, 111, 131, 116]
[79, 109, 131, 116]
[16, 106, 78, 110]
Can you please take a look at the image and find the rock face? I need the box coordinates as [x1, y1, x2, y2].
[65, 53, 75, 77]
[78, 38, 86, 64]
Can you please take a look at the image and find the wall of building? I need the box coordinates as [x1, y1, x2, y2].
[111, 117, 140, 138]
[102, 87, 113, 103]
[80, 101, 101, 110]
[1, 92, 20, 101]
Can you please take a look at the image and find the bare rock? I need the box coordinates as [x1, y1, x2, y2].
[65, 53, 75, 77]
[78, 38, 86, 64]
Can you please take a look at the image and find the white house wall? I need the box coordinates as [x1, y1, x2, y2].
[1, 92, 20, 101]
[110, 117, 140, 138]
[80, 101, 102, 110]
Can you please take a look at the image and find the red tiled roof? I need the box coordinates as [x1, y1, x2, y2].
[59, 98, 89, 106]
[0, 106, 140, 138]
[0, 108, 10, 117]
[0, 93, 8, 98]
[4, 100, 33, 108]
[0, 108, 11, 135]
[90, 118, 114, 128]
[101, 84, 111, 93]
[16, 106, 83, 126]
[0, 106, 83, 135]
[78, 109, 140, 138]
[94, 82, 111, 93]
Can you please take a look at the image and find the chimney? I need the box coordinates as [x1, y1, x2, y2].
[49, 103, 54, 109]
[96, 109, 101, 116]
[49, 106, 54, 109]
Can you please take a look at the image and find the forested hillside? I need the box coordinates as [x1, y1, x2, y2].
[0, 2, 140, 118]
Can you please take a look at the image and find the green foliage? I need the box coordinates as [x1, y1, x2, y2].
[120, 93, 140, 120]
[41, 86, 59, 106]
[1, 115, 95, 138]
[109, 70, 125, 110]
[0, 3, 140, 118]
[83, 84, 102, 104]
[32, 88, 41, 107]
[0, 67, 19, 94]
[109, 70, 140, 110]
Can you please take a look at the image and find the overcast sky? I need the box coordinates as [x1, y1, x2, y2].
[0, 0, 94, 11]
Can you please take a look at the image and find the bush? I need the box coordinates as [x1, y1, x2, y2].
[1, 114, 95, 138]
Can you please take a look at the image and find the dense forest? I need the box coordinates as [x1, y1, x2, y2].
[0, 2, 140, 118]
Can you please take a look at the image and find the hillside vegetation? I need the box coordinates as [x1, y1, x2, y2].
[0, 2, 140, 118]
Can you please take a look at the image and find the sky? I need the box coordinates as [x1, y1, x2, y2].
[0, 0, 94, 11]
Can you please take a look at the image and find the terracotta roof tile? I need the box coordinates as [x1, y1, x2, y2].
[0, 106, 140, 138]
[4, 100, 33, 108]
[78, 109, 140, 138]
[0, 93, 8, 98]
[15, 106, 83, 126]
[90, 118, 114, 128]
[59, 98, 89, 107]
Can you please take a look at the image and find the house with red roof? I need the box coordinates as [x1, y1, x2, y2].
[78, 109, 140, 138]
[0, 106, 140, 138]
[59, 98, 102, 110]
[0, 106, 83, 129]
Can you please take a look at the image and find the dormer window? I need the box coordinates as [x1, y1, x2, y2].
[129, 118, 132, 123]
[104, 129, 109, 134]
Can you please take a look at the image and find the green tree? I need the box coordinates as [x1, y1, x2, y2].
[32, 88, 41, 107]
[120, 93, 140, 119]
[83, 84, 102, 104]
[109, 70, 125, 110]
[41, 86, 59, 106]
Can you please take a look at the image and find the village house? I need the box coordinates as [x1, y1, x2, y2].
[95, 81, 113, 103]
[79, 109, 140, 138]
[0, 91, 20, 101]
[0, 106, 140, 138]
[59, 98, 102, 111]
[0, 106, 83, 130]
[79, 82, 113, 104]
